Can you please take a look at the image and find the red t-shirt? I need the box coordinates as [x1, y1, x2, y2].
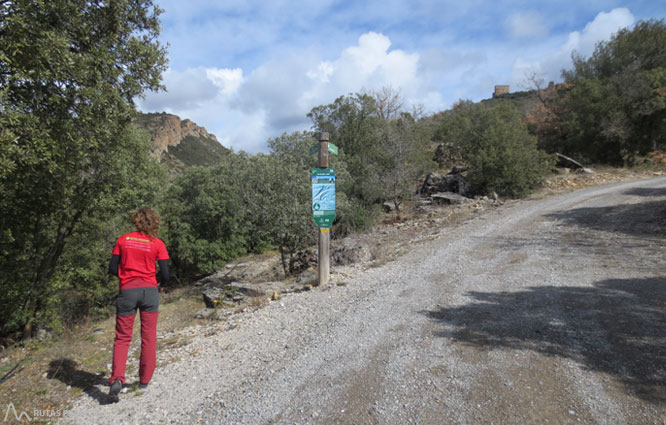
[112, 231, 169, 288]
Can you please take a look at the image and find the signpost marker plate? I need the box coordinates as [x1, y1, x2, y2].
[312, 168, 336, 228]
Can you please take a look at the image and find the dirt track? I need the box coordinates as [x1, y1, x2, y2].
[64, 177, 666, 425]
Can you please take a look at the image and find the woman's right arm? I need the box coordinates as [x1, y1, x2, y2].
[158, 259, 169, 283]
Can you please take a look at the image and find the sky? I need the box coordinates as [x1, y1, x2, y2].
[137, 0, 666, 153]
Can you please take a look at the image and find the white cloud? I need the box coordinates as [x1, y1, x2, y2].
[205, 68, 244, 97]
[562, 8, 634, 58]
[139, 6, 644, 154]
[506, 11, 549, 39]
[140, 68, 220, 111]
[306, 62, 334, 83]
[335, 32, 420, 90]
[510, 7, 635, 86]
[141, 32, 446, 153]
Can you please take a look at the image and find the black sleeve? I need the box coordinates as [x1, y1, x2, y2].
[108, 254, 120, 276]
[158, 259, 169, 284]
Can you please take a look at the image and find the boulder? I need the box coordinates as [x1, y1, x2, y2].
[420, 170, 470, 197]
[200, 283, 227, 308]
[232, 281, 282, 298]
[215, 256, 282, 283]
[198, 275, 282, 308]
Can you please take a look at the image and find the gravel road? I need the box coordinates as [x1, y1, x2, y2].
[63, 177, 666, 425]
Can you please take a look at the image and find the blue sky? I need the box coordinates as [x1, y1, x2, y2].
[137, 1, 666, 153]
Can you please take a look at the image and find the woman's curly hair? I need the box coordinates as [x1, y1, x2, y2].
[131, 207, 161, 238]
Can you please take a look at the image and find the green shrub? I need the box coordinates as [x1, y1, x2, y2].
[436, 101, 553, 197]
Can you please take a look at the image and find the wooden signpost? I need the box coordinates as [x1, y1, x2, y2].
[311, 132, 338, 286]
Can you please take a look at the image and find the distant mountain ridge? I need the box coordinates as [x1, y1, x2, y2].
[135, 112, 230, 173]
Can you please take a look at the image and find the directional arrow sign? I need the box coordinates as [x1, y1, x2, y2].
[328, 143, 338, 155]
[309, 144, 319, 155]
[309, 143, 339, 156]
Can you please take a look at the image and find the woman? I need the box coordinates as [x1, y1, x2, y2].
[107, 207, 169, 397]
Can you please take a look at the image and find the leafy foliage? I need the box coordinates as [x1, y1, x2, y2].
[265, 133, 319, 273]
[0, 0, 167, 338]
[164, 134, 230, 168]
[0, 0, 587, 341]
[163, 156, 257, 277]
[555, 19, 666, 164]
[308, 92, 435, 230]
[376, 113, 433, 212]
[435, 101, 552, 197]
[163, 135, 318, 278]
[308, 94, 384, 207]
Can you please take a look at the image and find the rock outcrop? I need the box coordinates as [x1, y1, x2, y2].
[136, 113, 219, 157]
[135, 112, 230, 172]
[419, 167, 470, 197]
[197, 276, 283, 308]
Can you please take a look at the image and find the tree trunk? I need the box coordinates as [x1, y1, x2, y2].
[288, 249, 295, 275]
[279, 246, 289, 276]
[23, 209, 84, 338]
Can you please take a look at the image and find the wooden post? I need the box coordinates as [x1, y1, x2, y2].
[318, 228, 330, 286]
[318, 132, 330, 286]
[319, 132, 329, 168]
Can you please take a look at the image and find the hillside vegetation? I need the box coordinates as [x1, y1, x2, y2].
[1, 0, 665, 344]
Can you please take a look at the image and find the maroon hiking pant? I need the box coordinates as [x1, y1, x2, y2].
[109, 286, 159, 385]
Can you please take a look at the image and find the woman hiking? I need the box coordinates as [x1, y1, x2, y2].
[107, 207, 169, 398]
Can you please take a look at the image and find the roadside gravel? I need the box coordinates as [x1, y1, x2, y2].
[62, 176, 666, 425]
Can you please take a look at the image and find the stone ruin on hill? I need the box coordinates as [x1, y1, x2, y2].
[493, 85, 510, 98]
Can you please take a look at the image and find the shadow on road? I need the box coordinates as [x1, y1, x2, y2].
[545, 199, 666, 239]
[623, 186, 666, 197]
[422, 277, 666, 403]
[47, 359, 117, 405]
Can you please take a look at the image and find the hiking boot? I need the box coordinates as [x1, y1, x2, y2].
[109, 379, 122, 396]
[138, 382, 149, 390]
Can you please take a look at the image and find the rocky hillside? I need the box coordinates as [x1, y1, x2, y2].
[135, 112, 230, 173]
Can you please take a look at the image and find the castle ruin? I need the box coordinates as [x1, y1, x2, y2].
[493, 85, 510, 98]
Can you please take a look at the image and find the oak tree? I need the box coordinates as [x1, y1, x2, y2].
[0, 0, 167, 337]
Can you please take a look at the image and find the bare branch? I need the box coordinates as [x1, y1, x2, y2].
[369, 85, 404, 120]
[521, 70, 550, 104]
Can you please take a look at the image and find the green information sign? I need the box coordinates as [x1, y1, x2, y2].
[312, 168, 336, 228]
